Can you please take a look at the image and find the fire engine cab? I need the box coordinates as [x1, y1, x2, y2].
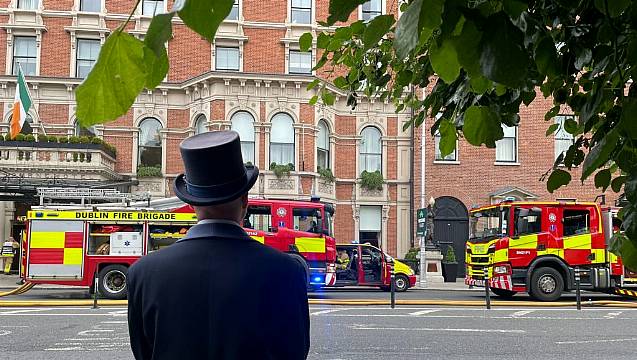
[465, 201, 637, 301]
[21, 198, 337, 299]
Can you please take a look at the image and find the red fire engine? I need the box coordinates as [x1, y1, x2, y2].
[20, 198, 337, 299]
[465, 201, 637, 301]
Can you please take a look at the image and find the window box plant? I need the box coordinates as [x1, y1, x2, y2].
[137, 166, 162, 178]
[360, 170, 383, 191]
[317, 167, 335, 183]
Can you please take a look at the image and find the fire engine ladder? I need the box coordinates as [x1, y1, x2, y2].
[37, 187, 152, 207]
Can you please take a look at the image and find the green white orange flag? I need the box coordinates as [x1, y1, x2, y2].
[10, 66, 32, 139]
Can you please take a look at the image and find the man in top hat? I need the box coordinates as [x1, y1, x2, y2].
[126, 131, 310, 360]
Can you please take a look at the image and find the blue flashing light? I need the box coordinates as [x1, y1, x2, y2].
[313, 276, 322, 283]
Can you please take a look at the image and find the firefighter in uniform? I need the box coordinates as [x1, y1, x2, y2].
[2, 237, 19, 274]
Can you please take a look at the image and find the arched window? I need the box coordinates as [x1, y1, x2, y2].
[194, 114, 207, 135]
[230, 111, 255, 164]
[8, 113, 34, 135]
[270, 113, 294, 166]
[74, 120, 96, 137]
[317, 120, 330, 170]
[359, 126, 382, 174]
[138, 117, 163, 169]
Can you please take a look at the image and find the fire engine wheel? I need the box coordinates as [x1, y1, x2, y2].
[530, 267, 563, 302]
[98, 265, 129, 300]
[490, 288, 517, 299]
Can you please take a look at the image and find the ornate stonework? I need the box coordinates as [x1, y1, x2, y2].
[268, 178, 294, 190]
[360, 187, 383, 197]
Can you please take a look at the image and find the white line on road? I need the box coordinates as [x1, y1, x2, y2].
[45, 347, 85, 351]
[349, 325, 525, 334]
[101, 321, 127, 324]
[511, 310, 534, 317]
[604, 311, 623, 319]
[311, 309, 345, 315]
[409, 309, 440, 316]
[77, 329, 114, 336]
[0, 330, 11, 336]
[556, 338, 637, 344]
[0, 309, 46, 315]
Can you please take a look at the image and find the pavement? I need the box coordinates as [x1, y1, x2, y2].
[2, 305, 637, 359]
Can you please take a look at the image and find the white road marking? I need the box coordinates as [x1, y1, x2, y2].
[77, 329, 115, 336]
[511, 310, 534, 317]
[101, 321, 127, 324]
[317, 313, 634, 321]
[45, 347, 84, 351]
[409, 309, 440, 316]
[0, 309, 47, 315]
[604, 311, 623, 319]
[349, 325, 525, 334]
[311, 309, 344, 315]
[556, 338, 637, 345]
[0, 330, 12, 336]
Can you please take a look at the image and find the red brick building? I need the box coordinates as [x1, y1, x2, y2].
[0, 0, 612, 261]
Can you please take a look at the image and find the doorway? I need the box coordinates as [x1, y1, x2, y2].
[433, 196, 469, 277]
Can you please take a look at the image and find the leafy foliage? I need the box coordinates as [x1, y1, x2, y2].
[308, 0, 637, 268]
[360, 170, 384, 191]
[270, 162, 295, 178]
[318, 167, 336, 183]
[137, 166, 162, 178]
[443, 245, 457, 264]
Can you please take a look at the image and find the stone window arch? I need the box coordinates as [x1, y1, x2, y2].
[359, 126, 382, 174]
[270, 112, 295, 167]
[230, 111, 255, 164]
[138, 117, 163, 170]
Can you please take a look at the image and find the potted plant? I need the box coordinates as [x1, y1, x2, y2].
[317, 167, 335, 183]
[442, 246, 458, 282]
[360, 170, 383, 191]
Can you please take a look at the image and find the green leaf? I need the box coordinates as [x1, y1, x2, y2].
[620, 99, 637, 139]
[564, 117, 580, 135]
[309, 95, 319, 106]
[326, 0, 367, 26]
[317, 32, 330, 49]
[594, 169, 611, 192]
[534, 36, 559, 77]
[299, 33, 313, 52]
[479, 12, 529, 87]
[581, 129, 620, 181]
[547, 169, 572, 193]
[76, 32, 147, 127]
[333, 76, 348, 89]
[438, 119, 457, 157]
[430, 38, 460, 83]
[503, 0, 527, 18]
[609, 233, 637, 271]
[454, 21, 482, 78]
[469, 75, 491, 94]
[462, 106, 503, 148]
[545, 123, 559, 136]
[544, 105, 560, 121]
[143, 46, 168, 89]
[394, 0, 443, 59]
[594, 0, 631, 17]
[178, 0, 235, 42]
[144, 12, 174, 59]
[307, 79, 320, 91]
[321, 90, 335, 106]
[363, 15, 394, 50]
[612, 175, 627, 193]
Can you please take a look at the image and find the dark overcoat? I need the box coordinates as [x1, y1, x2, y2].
[127, 222, 310, 360]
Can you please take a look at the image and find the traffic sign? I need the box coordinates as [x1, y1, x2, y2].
[416, 208, 427, 236]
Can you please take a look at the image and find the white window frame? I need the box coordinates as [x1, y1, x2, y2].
[215, 46, 240, 71]
[12, 36, 37, 76]
[555, 115, 575, 162]
[317, 120, 330, 170]
[231, 111, 256, 165]
[194, 114, 208, 135]
[434, 131, 459, 163]
[269, 113, 295, 167]
[17, 0, 39, 10]
[79, 0, 102, 13]
[75, 38, 101, 78]
[288, 49, 312, 75]
[140, 0, 166, 16]
[495, 125, 518, 164]
[359, 0, 385, 21]
[359, 126, 382, 174]
[226, 0, 240, 21]
[137, 117, 164, 171]
[290, 0, 313, 24]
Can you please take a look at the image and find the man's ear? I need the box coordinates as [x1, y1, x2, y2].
[241, 193, 249, 208]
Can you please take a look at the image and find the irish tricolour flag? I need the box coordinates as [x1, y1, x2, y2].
[10, 67, 32, 139]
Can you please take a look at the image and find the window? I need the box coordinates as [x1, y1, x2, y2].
[227, 0, 239, 20]
[359, 126, 382, 173]
[80, 0, 100, 12]
[244, 205, 272, 232]
[270, 113, 295, 166]
[359, 205, 382, 248]
[361, 0, 382, 21]
[138, 118, 163, 169]
[17, 0, 39, 10]
[291, 0, 311, 24]
[289, 50, 312, 74]
[215, 46, 240, 71]
[434, 131, 457, 162]
[74, 121, 96, 137]
[142, 0, 164, 15]
[13, 37, 36, 76]
[293, 207, 322, 234]
[317, 120, 330, 170]
[495, 125, 517, 162]
[194, 114, 207, 135]
[76, 39, 101, 79]
[563, 209, 590, 236]
[230, 111, 255, 164]
[555, 115, 575, 161]
[514, 207, 542, 236]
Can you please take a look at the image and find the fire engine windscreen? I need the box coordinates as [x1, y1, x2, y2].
[470, 207, 509, 242]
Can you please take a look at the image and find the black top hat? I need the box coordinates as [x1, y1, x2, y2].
[173, 131, 259, 206]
